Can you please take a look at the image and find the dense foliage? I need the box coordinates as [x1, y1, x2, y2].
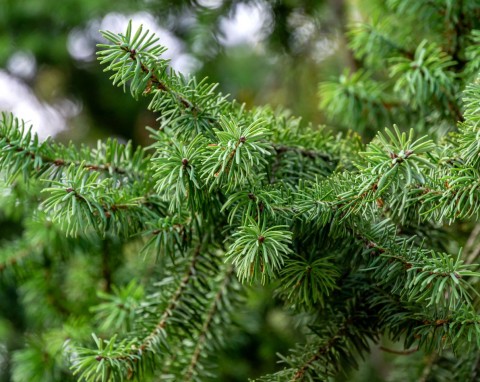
[2, 1, 480, 381]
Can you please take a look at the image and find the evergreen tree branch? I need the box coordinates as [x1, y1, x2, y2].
[291, 325, 346, 381]
[184, 266, 235, 381]
[419, 353, 438, 382]
[138, 243, 203, 354]
[72, 243, 212, 381]
[97, 23, 351, 175]
[0, 241, 36, 274]
[124, 46, 200, 114]
[0, 113, 149, 183]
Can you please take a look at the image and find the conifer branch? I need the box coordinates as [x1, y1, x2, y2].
[0, 243, 34, 273]
[123, 46, 199, 113]
[419, 353, 438, 382]
[184, 266, 235, 381]
[138, 243, 202, 353]
[291, 329, 344, 381]
[464, 224, 480, 259]
[0, 113, 148, 183]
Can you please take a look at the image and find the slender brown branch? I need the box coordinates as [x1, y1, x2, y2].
[272, 144, 332, 162]
[124, 47, 198, 112]
[379, 345, 418, 355]
[467, 246, 480, 268]
[291, 333, 341, 381]
[101, 239, 113, 293]
[0, 246, 34, 272]
[124, 44, 342, 168]
[139, 244, 203, 352]
[419, 353, 438, 382]
[464, 224, 480, 256]
[63, 187, 159, 221]
[2, 134, 143, 179]
[447, 99, 465, 123]
[95, 244, 204, 369]
[184, 267, 234, 381]
[221, 138, 244, 175]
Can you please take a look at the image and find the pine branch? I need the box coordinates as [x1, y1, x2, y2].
[0, 113, 149, 183]
[257, 284, 381, 382]
[291, 326, 346, 381]
[184, 266, 235, 381]
[72, 243, 210, 381]
[123, 46, 201, 114]
[0, 241, 36, 274]
[97, 23, 350, 173]
[138, 243, 202, 353]
[419, 353, 438, 382]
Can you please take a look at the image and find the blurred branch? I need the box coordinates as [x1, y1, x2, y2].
[328, 0, 361, 71]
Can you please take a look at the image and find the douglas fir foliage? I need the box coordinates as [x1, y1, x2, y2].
[2, 1, 480, 381]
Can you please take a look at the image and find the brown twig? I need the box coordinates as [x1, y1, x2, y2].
[138, 244, 202, 352]
[379, 345, 418, 355]
[2, 135, 141, 179]
[184, 267, 234, 381]
[272, 144, 332, 162]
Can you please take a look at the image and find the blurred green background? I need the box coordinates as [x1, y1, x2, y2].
[0, 1, 385, 380]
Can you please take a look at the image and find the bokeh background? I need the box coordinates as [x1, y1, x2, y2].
[0, 1, 385, 380]
[0, 0, 362, 144]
